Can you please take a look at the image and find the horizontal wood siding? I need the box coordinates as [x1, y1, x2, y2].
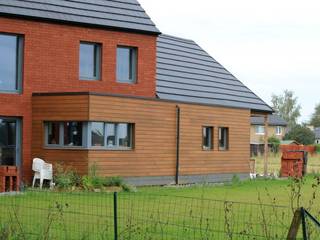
[32, 95, 90, 175]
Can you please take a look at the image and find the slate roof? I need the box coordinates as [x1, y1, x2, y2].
[251, 114, 288, 126]
[0, 0, 160, 35]
[156, 34, 273, 113]
[315, 128, 320, 139]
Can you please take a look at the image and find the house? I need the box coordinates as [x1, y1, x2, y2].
[315, 128, 320, 144]
[250, 115, 287, 156]
[0, 0, 273, 186]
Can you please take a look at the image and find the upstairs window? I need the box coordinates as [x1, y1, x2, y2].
[202, 127, 213, 150]
[219, 127, 229, 151]
[79, 42, 101, 80]
[0, 34, 23, 93]
[276, 126, 282, 135]
[117, 46, 137, 83]
[255, 125, 265, 135]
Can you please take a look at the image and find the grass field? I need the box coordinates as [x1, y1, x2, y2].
[1, 176, 320, 239]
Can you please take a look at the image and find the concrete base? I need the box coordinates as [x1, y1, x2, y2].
[124, 173, 249, 186]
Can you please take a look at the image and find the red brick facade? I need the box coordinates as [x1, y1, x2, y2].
[0, 17, 157, 182]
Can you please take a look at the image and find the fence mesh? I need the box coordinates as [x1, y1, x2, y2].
[0, 190, 304, 240]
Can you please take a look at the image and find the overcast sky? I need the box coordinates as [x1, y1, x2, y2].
[139, 0, 320, 122]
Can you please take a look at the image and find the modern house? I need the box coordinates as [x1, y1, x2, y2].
[250, 115, 287, 156]
[315, 128, 320, 144]
[0, 0, 273, 186]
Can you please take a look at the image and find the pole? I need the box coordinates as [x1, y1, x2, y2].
[264, 115, 269, 176]
[175, 105, 180, 185]
[114, 192, 118, 240]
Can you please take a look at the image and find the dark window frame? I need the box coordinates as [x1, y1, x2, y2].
[0, 32, 24, 94]
[202, 126, 214, 151]
[116, 46, 137, 84]
[79, 41, 102, 81]
[218, 127, 229, 151]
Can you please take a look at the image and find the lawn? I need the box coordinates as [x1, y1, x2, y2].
[1, 176, 319, 239]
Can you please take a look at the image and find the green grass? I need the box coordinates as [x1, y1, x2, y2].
[1, 176, 320, 239]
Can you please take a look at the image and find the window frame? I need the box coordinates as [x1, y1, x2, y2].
[0, 33, 24, 94]
[116, 46, 137, 84]
[275, 126, 282, 135]
[255, 125, 265, 135]
[218, 127, 229, 151]
[79, 41, 102, 81]
[202, 126, 214, 151]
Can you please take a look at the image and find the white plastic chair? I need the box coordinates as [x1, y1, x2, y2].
[32, 158, 53, 189]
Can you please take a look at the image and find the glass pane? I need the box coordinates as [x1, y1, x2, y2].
[0, 35, 18, 91]
[47, 122, 60, 145]
[91, 122, 105, 147]
[203, 127, 212, 149]
[80, 43, 99, 79]
[219, 128, 228, 150]
[118, 123, 131, 148]
[0, 119, 16, 166]
[106, 124, 116, 147]
[63, 122, 83, 146]
[117, 47, 136, 83]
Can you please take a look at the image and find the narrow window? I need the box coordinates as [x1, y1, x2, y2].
[47, 122, 60, 145]
[0, 34, 23, 92]
[255, 126, 265, 135]
[91, 122, 105, 147]
[219, 127, 229, 151]
[117, 47, 137, 83]
[117, 123, 133, 148]
[79, 42, 101, 80]
[202, 127, 213, 150]
[106, 123, 116, 147]
[276, 126, 282, 135]
[63, 122, 83, 146]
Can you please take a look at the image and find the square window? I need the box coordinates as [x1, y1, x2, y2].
[255, 126, 265, 135]
[91, 122, 105, 147]
[63, 122, 83, 147]
[79, 42, 101, 80]
[202, 127, 213, 150]
[0, 34, 23, 93]
[117, 47, 137, 83]
[219, 127, 229, 151]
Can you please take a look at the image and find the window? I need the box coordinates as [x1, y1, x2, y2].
[219, 127, 229, 151]
[79, 42, 101, 80]
[255, 125, 265, 135]
[63, 122, 83, 146]
[106, 123, 133, 149]
[276, 126, 282, 135]
[202, 127, 213, 150]
[0, 34, 23, 93]
[117, 46, 137, 83]
[91, 122, 105, 147]
[47, 122, 60, 145]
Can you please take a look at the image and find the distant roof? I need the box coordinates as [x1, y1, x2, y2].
[251, 115, 287, 126]
[280, 140, 300, 145]
[315, 128, 320, 139]
[156, 34, 273, 113]
[0, 0, 160, 35]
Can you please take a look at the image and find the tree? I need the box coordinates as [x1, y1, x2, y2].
[271, 90, 301, 129]
[284, 125, 315, 145]
[310, 103, 320, 128]
[268, 136, 280, 154]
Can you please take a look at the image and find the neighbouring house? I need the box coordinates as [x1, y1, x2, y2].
[0, 0, 273, 186]
[315, 128, 320, 144]
[250, 115, 287, 156]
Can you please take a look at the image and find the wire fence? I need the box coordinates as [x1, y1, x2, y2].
[0, 190, 316, 239]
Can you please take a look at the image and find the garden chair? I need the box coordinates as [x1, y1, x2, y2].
[32, 158, 53, 189]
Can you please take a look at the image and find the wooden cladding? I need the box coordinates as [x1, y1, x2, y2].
[32, 94, 251, 178]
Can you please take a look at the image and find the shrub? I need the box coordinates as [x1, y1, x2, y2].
[104, 176, 124, 187]
[54, 164, 80, 189]
[268, 136, 281, 154]
[315, 144, 320, 153]
[82, 175, 105, 191]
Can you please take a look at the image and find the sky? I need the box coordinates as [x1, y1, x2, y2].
[139, 0, 320, 122]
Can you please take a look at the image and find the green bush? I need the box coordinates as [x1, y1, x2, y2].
[315, 144, 320, 153]
[268, 136, 281, 153]
[82, 175, 105, 191]
[104, 176, 124, 187]
[54, 164, 80, 189]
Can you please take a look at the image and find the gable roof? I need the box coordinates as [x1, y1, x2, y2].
[315, 128, 320, 139]
[0, 0, 160, 35]
[251, 114, 287, 126]
[156, 34, 273, 113]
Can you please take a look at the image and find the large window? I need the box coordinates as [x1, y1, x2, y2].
[79, 42, 101, 80]
[202, 127, 213, 150]
[0, 34, 23, 93]
[255, 125, 265, 135]
[45, 122, 133, 150]
[219, 127, 229, 151]
[117, 46, 137, 83]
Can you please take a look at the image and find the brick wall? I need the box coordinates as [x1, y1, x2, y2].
[0, 17, 157, 183]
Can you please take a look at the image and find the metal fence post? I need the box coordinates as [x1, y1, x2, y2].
[114, 192, 118, 240]
[301, 207, 308, 240]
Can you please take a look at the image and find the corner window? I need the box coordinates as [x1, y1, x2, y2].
[255, 125, 265, 135]
[276, 126, 282, 135]
[0, 34, 23, 93]
[117, 46, 137, 83]
[219, 127, 229, 151]
[91, 122, 105, 147]
[79, 42, 101, 80]
[202, 127, 213, 150]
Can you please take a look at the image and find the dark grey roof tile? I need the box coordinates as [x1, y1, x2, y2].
[251, 115, 288, 126]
